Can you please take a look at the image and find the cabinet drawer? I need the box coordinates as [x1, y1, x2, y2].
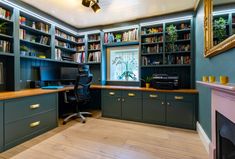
[102, 90, 122, 97]
[5, 93, 57, 124]
[122, 90, 141, 99]
[0, 102, 3, 151]
[166, 93, 194, 102]
[5, 110, 57, 149]
[143, 92, 165, 100]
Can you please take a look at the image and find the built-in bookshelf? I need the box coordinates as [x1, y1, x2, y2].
[140, 19, 193, 88]
[0, 5, 13, 54]
[55, 28, 85, 64]
[19, 12, 51, 59]
[104, 28, 138, 45]
[87, 33, 101, 64]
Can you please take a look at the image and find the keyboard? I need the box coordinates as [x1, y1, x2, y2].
[41, 86, 64, 89]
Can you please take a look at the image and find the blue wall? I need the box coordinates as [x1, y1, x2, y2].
[195, 0, 235, 139]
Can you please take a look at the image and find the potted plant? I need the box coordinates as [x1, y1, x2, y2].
[0, 22, 8, 34]
[145, 76, 152, 88]
[166, 24, 177, 52]
[20, 45, 29, 56]
[115, 34, 122, 42]
[214, 17, 227, 43]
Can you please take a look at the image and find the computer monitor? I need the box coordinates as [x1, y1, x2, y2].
[60, 67, 79, 81]
[40, 67, 59, 81]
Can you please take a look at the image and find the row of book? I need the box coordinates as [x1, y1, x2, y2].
[89, 43, 100, 50]
[142, 56, 162, 66]
[55, 39, 76, 50]
[20, 29, 50, 45]
[0, 40, 11, 53]
[55, 29, 77, 42]
[142, 45, 163, 54]
[88, 52, 101, 63]
[104, 29, 138, 43]
[88, 34, 100, 41]
[55, 48, 85, 63]
[143, 36, 163, 43]
[19, 16, 50, 33]
[167, 55, 191, 65]
[0, 7, 11, 20]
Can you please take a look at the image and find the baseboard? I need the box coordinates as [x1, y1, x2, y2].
[196, 122, 210, 153]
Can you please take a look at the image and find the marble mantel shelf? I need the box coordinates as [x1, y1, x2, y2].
[197, 81, 235, 92]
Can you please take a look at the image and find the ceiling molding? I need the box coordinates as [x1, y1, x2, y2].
[194, 0, 201, 11]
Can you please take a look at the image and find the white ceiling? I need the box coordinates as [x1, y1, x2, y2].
[20, 0, 197, 28]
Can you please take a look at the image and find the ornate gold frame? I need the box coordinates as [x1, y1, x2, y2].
[204, 0, 235, 57]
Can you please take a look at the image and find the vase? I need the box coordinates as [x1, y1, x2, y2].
[146, 83, 150, 88]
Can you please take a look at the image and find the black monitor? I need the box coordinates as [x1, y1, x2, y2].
[40, 67, 59, 81]
[60, 67, 78, 81]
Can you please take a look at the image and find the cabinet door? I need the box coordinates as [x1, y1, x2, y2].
[122, 91, 142, 121]
[166, 93, 195, 129]
[0, 101, 3, 151]
[101, 90, 122, 119]
[143, 92, 165, 124]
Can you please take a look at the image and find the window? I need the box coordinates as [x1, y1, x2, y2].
[107, 46, 139, 81]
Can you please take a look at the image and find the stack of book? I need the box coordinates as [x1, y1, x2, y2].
[55, 29, 76, 42]
[89, 43, 100, 50]
[55, 48, 62, 61]
[0, 40, 10, 53]
[36, 22, 49, 33]
[122, 29, 138, 42]
[88, 52, 101, 63]
[20, 29, 50, 45]
[73, 52, 85, 63]
[55, 39, 76, 50]
[77, 45, 85, 52]
[0, 7, 11, 20]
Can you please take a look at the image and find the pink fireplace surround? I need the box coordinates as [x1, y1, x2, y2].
[197, 81, 235, 159]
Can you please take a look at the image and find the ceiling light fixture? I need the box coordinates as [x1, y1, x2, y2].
[82, 0, 101, 13]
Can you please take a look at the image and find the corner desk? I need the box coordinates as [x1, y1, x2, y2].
[0, 85, 198, 152]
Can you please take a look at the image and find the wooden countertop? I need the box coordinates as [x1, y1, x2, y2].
[0, 85, 198, 100]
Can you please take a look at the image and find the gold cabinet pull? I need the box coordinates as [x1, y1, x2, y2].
[109, 92, 115, 96]
[30, 104, 40, 109]
[174, 96, 184, 100]
[30, 121, 40, 128]
[149, 94, 158, 98]
[128, 93, 135, 97]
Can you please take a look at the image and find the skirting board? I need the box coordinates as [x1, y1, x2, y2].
[196, 122, 210, 153]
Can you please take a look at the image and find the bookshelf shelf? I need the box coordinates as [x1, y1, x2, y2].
[86, 62, 101, 64]
[88, 49, 101, 52]
[0, 16, 13, 23]
[103, 41, 139, 47]
[165, 51, 191, 54]
[0, 33, 13, 39]
[20, 39, 51, 48]
[55, 35, 79, 45]
[55, 45, 76, 53]
[141, 52, 163, 56]
[141, 32, 163, 37]
[176, 29, 191, 32]
[0, 52, 14, 57]
[141, 64, 191, 68]
[20, 24, 50, 36]
[20, 55, 53, 61]
[141, 42, 163, 45]
[165, 39, 190, 43]
[88, 40, 100, 43]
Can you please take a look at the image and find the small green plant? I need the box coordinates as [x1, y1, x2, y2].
[166, 24, 177, 51]
[0, 22, 7, 34]
[145, 76, 152, 83]
[20, 45, 29, 52]
[115, 34, 122, 42]
[214, 17, 227, 43]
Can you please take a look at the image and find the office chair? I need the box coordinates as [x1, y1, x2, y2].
[63, 74, 93, 124]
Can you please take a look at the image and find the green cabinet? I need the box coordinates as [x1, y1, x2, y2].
[102, 90, 122, 119]
[142, 92, 165, 124]
[101, 90, 142, 121]
[166, 93, 196, 129]
[122, 90, 142, 121]
[4, 93, 58, 150]
[0, 102, 3, 151]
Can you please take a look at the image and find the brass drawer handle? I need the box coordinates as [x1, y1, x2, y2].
[174, 96, 184, 100]
[30, 121, 40, 128]
[149, 94, 158, 98]
[109, 92, 115, 96]
[30, 104, 40, 109]
[128, 93, 135, 97]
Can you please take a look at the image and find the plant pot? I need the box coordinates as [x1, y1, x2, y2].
[145, 83, 150, 88]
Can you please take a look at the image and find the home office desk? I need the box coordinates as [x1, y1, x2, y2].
[0, 85, 198, 152]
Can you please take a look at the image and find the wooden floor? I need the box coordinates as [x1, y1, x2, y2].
[0, 112, 208, 159]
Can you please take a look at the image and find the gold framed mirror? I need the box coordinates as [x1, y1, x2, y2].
[204, 0, 235, 57]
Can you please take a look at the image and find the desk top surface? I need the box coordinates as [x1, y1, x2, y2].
[0, 85, 198, 100]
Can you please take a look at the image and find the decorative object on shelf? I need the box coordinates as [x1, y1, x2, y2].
[0, 40, 11, 53]
[20, 45, 29, 56]
[0, 22, 7, 34]
[220, 76, 229, 85]
[202, 76, 209, 82]
[82, 0, 100, 13]
[144, 76, 152, 88]
[166, 24, 177, 51]
[115, 34, 122, 42]
[209, 76, 216, 83]
[0, 7, 11, 20]
[214, 17, 227, 43]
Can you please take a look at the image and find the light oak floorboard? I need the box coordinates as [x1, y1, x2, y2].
[0, 111, 208, 159]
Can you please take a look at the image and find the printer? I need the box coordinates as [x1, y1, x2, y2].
[150, 74, 179, 90]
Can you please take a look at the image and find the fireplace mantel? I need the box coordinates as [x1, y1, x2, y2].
[197, 81, 235, 159]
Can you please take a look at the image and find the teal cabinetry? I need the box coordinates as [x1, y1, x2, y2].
[166, 93, 196, 129]
[0, 102, 3, 151]
[142, 92, 165, 124]
[3, 93, 58, 150]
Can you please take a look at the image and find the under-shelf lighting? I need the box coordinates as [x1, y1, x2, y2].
[103, 25, 139, 33]
[213, 9, 235, 16]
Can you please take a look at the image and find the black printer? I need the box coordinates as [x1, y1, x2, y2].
[150, 74, 179, 90]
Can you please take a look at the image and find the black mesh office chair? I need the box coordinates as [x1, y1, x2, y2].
[63, 74, 93, 124]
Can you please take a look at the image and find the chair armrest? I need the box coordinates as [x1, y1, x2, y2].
[79, 81, 92, 87]
[63, 91, 69, 103]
